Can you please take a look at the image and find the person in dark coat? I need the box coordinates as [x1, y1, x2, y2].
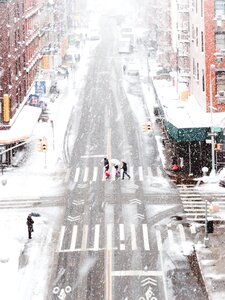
[104, 157, 109, 171]
[26, 215, 34, 239]
[121, 161, 130, 180]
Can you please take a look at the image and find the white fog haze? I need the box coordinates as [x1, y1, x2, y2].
[0, 0, 225, 299]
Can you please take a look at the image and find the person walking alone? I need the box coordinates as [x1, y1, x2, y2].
[121, 161, 130, 180]
[26, 215, 34, 239]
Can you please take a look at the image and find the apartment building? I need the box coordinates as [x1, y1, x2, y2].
[0, 0, 27, 125]
[189, 0, 225, 113]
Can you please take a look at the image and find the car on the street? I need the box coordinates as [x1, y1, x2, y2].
[126, 63, 139, 77]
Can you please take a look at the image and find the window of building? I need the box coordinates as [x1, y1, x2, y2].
[216, 71, 225, 94]
[215, 32, 225, 50]
[196, 27, 199, 47]
[201, 0, 203, 17]
[201, 31, 204, 52]
[192, 24, 195, 41]
[202, 69, 205, 91]
[193, 58, 196, 76]
[215, 0, 225, 16]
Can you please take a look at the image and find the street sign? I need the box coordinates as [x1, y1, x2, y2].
[206, 139, 211, 144]
[35, 81, 46, 95]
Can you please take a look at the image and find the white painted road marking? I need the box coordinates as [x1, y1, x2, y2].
[74, 167, 80, 182]
[142, 224, 150, 251]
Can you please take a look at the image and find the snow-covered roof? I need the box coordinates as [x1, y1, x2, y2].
[0, 105, 42, 145]
[153, 79, 225, 129]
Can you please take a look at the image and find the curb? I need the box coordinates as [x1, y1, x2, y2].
[195, 246, 211, 300]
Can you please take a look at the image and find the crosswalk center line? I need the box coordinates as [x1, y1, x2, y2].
[107, 224, 113, 249]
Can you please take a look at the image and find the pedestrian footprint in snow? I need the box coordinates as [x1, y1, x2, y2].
[26, 215, 34, 239]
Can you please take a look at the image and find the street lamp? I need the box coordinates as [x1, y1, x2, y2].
[209, 64, 216, 176]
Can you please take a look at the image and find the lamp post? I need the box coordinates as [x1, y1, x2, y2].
[209, 64, 216, 176]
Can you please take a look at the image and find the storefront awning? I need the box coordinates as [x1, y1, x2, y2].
[0, 105, 42, 145]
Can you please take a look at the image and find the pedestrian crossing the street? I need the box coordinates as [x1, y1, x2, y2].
[56, 222, 195, 253]
[71, 165, 165, 183]
[177, 184, 225, 221]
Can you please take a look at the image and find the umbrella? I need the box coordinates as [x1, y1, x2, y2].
[111, 159, 120, 166]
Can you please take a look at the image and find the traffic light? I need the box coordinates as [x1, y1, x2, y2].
[37, 139, 43, 152]
[143, 122, 151, 132]
[3, 94, 10, 123]
[42, 141, 48, 151]
[207, 220, 214, 233]
[37, 139, 48, 152]
[215, 143, 223, 151]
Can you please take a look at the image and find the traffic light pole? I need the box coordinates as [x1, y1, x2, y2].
[204, 200, 209, 248]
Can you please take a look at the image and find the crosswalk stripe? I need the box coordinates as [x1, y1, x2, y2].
[102, 168, 106, 181]
[57, 225, 65, 252]
[142, 224, 150, 250]
[148, 167, 153, 177]
[156, 166, 163, 176]
[167, 229, 174, 250]
[81, 225, 88, 250]
[119, 224, 125, 250]
[93, 224, 100, 251]
[139, 166, 144, 181]
[70, 225, 78, 250]
[130, 224, 137, 250]
[92, 167, 98, 182]
[74, 167, 80, 182]
[83, 167, 89, 182]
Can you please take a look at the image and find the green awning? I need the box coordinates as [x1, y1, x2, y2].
[164, 120, 210, 142]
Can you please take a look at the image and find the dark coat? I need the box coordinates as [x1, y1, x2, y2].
[121, 162, 127, 172]
[104, 158, 109, 170]
[26, 216, 34, 231]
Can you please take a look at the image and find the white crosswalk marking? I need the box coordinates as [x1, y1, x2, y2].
[70, 225, 78, 250]
[119, 224, 125, 250]
[167, 229, 174, 250]
[57, 225, 65, 252]
[130, 224, 137, 250]
[138, 166, 144, 181]
[142, 224, 150, 250]
[57, 223, 154, 252]
[70, 165, 169, 183]
[156, 166, 163, 176]
[148, 167, 153, 177]
[83, 167, 89, 182]
[74, 167, 80, 182]
[81, 225, 88, 250]
[92, 167, 98, 182]
[93, 224, 100, 251]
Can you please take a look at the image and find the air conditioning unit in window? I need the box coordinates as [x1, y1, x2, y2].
[217, 90, 225, 97]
